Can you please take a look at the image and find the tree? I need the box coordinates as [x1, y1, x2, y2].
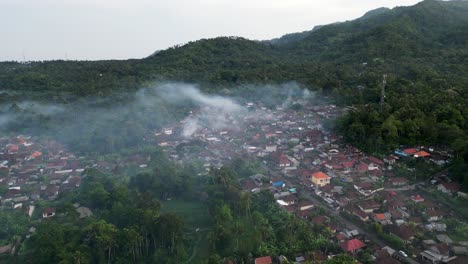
[325, 254, 357, 264]
[85, 220, 118, 264]
[28, 222, 66, 264]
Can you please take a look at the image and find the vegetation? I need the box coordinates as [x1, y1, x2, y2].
[203, 167, 341, 262]
[1, 0, 468, 262]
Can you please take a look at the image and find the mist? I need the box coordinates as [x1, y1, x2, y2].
[0, 82, 317, 154]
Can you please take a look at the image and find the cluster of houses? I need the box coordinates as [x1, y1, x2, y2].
[0, 135, 156, 254]
[149, 98, 464, 263]
[0, 136, 86, 215]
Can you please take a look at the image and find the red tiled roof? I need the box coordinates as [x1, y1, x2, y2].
[411, 195, 424, 201]
[357, 162, 369, 171]
[414, 151, 430, 157]
[391, 224, 414, 241]
[255, 256, 272, 264]
[403, 148, 417, 155]
[340, 238, 366, 252]
[440, 182, 460, 192]
[279, 156, 290, 165]
[312, 171, 330, 179]
[368, 156, 384, 165]
[353, 208, 368, 219]
[375, 213, 386, 220]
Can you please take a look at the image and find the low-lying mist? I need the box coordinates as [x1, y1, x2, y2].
[0, 82, 315, 154]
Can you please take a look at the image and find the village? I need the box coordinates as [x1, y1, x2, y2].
[151, 98, 467, 264]
[0, 135, 152, 254]
[0, 97, 467, 264]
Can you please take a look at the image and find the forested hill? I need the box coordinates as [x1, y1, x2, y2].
[0, 0, 467, 97]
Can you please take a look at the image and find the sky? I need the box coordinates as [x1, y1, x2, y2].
[0, 0, 422, 61]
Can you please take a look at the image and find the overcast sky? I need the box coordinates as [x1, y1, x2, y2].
[1, 0, 422, 61]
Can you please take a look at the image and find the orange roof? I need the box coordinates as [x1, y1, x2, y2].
[312, 171, 330, 179]
[375, 213, 386, 220]
[414, 151, 430, 157]
[31, 151, 42, 158]
[255, 256, 272, 264]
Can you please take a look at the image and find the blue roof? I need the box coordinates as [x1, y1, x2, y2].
[272, 181, 284, 187]
[394, 150, 407, 157]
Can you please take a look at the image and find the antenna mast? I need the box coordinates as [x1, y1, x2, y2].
[380, 74, 387, 111]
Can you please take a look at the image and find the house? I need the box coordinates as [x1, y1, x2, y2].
[429, 243, 450, 259]
[357, 162, 369, 172]
[277, 154, 291, 167]
[437, 183, 460, 194]
[403, 148, 417, 155]
[420, 250, 448, 264]
[350, 206, 369, 221]
[265, 145, 277, 152]
[390, 224, 414, 244]
[44, 185, 59, 200]
[386, 198, 404, 209]
[389, 177, 408, 186]
[344, 229, 360, 238]
[436, 234, 453, 244]
[42, 207, 56, 218]
[311, 171, 330, 187]
[368, 156, 384, 166]
[414, 151, 430, 158]
[374, 213, 392, 225]
[357, 200, 381, 213]
[298, 200, 314, 211]
[425, 223, 447, 232]
[410, 195, 424, 203]
[374, 249, 401, 264]
[354, 182, 383, 196]
[384, 155, 398, 165]
[282, 195, 297, 206]
[340, 238, 366, 253]
[241, 179, 257, 192]
[254, 256, 272, 264]
[426, 209, 445, 222]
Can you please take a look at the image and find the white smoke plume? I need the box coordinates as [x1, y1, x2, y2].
[151, 83, 246, 138]
[17, 102, 65, 116]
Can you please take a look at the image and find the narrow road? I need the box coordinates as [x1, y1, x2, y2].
[262, 163, 421, 264]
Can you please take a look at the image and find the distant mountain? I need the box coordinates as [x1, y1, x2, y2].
[267, 26, 323, 46]
[1, 0, 467, 95]
[359, 7, 391, 20]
